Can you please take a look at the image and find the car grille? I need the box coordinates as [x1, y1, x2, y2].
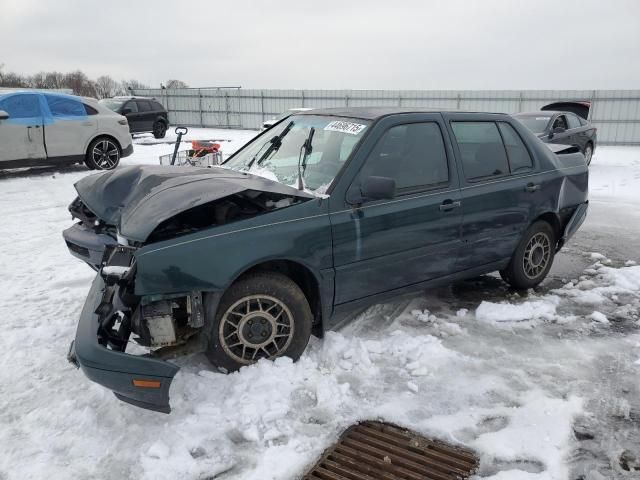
[303, 421, 478, 480]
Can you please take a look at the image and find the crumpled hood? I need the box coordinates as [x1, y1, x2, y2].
[74, 165, 314, 242]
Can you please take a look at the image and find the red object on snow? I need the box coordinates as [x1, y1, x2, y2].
[191, 140, 221, 153]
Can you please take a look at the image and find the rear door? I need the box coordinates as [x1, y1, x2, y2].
[330, 114, 463, 304]
[445, 115, 541, 270]
[136, 100, 154, 131]
[43, 94, 97, 160]
[0, 93, 46, 166]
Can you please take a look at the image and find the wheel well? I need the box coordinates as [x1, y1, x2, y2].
[534, 212, 561, 241]
[86, 134, 122, 157]
[238, 260, 322, 330]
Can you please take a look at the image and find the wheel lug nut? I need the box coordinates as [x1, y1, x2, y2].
[261, 319, 266, 325]
[248, 320, 253, 325]
[262, 332, 267, 337]
[248, 333, 253, 338]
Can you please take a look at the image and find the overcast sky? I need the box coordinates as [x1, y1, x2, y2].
[1, 0, 639, 90]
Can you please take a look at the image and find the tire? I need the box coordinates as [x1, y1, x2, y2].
[499, 221, 556, 290]
[583, 143, 593, 165]
[206, 272, 313, 372]
[153, 121, 167, 139]
[85, 137, 121, 170]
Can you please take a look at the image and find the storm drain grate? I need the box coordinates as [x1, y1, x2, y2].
[303, 421, 479, 480]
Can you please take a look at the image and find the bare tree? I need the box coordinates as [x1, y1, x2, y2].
[95, 75, 120, 99]
[63, 70, 97, 97]
[165, 79, 188, 89]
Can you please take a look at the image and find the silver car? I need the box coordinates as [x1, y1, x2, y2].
[0, 91, 133, 170]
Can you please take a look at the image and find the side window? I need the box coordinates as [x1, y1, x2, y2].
[152, 101, 165, 111]
[451, 122, 509, 180]
[84, 104, 99, 115]
[360, 122, 449, 191]
[124, 101, 138, 113]
[578, 117, 588, 126]
[552, 115, 568, 130]
[566, 113, 581, 129]
[0, 94, 41, 118]
[137, 101, 152, 112]
[498, 122, 533, 172]
[45, 95, 86, 117]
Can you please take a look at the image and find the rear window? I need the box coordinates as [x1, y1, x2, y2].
[566, 113, 581, 129]
[498, 122, 533, 172]
[45, 95, 86, 117]
[137, 101, 152, 112]
[84, 104, 98, 115]
[451, 122, 509, 181]
[152, 101, 165, 111]
[99, 99, 125, 112]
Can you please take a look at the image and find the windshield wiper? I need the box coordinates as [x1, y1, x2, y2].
[246, 121, 295, 170]
[296, 127, 315, 190]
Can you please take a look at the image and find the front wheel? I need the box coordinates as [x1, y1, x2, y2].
[500, 221, 556, 290]
[206, 272, 313, 372]
[85, 138, 121, 170]
[153, 121, 167, 139]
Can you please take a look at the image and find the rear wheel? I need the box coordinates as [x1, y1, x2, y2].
[206, 272, 313, 372]
[500, 221, 556, 290]
[153, 121, 167, 139]
[85, 138, 121, 170]
[584, 143, 593, 165]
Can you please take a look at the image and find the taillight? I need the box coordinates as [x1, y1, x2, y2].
[118, 118, 128, 125]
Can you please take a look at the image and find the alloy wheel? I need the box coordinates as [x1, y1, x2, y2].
[219, 294, 294, 365]
[92, 140, 119, 169]
[522, 232, 551, 279]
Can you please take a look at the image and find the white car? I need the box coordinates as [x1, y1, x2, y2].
[0, 91, 133, 170]
[261, 107, 314, 130]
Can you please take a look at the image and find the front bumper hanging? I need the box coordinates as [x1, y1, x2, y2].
[68, 274, 180, 413]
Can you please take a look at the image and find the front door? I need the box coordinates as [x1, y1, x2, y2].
[43, 94, 97, 160]
[330, 115, 463, 305]
[122, 100, 143, 132]
[0, 93, 45, 166]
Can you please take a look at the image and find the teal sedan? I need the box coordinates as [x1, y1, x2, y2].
[63, 108, 589, 412]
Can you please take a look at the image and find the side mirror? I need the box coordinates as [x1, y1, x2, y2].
[347, 176, 396, 205]
[121, 108, 132, 115]
[0, 110, 9, 120]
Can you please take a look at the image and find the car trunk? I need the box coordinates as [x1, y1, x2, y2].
[541, 101, 591, 120]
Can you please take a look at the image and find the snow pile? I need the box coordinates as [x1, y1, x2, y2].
[475, 296, 560, 326]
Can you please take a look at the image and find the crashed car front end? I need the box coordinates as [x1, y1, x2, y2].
[67, 242, 209, 413]
[63, 165, 317, 412]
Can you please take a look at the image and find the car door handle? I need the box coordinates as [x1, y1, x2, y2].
[439, 200, 461, 211]
[525, 183, 540, 192]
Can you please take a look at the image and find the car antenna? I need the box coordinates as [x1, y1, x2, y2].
[297, 127, 315, 190]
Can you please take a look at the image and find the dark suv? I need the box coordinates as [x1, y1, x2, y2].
[99, 96, 169, 138]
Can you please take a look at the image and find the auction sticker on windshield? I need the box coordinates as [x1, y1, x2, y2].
[324, 120, 367, 135]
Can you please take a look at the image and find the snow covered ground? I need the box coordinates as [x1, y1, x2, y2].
[0, 133, 639, 480]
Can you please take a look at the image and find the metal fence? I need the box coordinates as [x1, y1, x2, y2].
[131, 88, 640, 145]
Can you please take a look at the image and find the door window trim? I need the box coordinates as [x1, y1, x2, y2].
[496, 121, 536, 175]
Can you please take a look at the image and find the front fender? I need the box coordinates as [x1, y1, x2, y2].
[133, 199, 332, 296]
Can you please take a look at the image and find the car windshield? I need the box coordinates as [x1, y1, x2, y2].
[514, 115, 552, 134]
[223, 115, 370, 194]
[99, 99, 125, 112]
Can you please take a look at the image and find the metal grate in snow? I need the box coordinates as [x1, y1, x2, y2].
[303, 421, 479, 480]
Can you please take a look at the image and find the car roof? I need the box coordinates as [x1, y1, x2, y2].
[296, 106, 505, 120]
[513, 111, 557, 117]
[110, 96, 158, 101]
